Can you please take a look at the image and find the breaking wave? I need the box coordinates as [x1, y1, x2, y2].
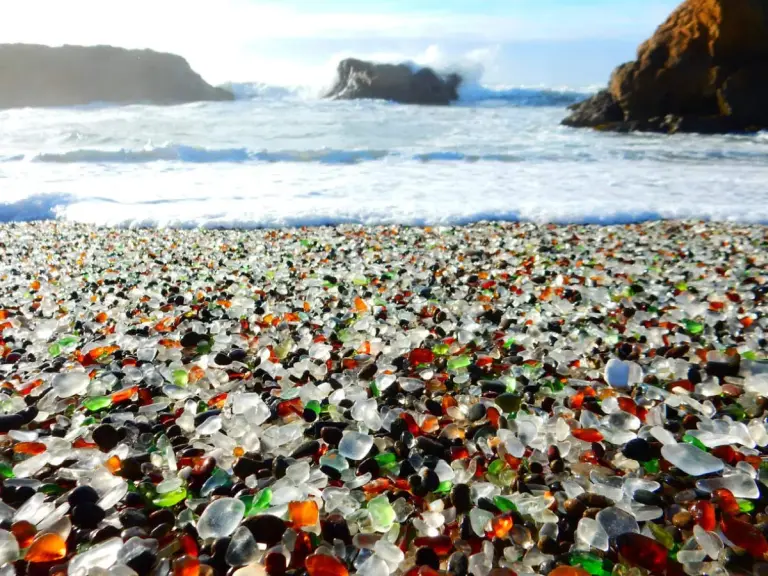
[456, 85, 591, 107]
[221, 80, 592, 107]
[22, 143, 768, 166]
[219, 82, 307, 100]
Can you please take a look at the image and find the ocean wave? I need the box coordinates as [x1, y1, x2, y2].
[221, 78, 591, 107]
[23, 143, 768, 166]
[457, 84, 591, 107]
[4, 192, 767, 228]
[32, 145, 389, 165]
[34, 146, 252, 164]
[0, 193, 74, 222]
[219, 82, 307, 100]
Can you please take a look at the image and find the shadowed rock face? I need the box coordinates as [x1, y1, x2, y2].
[562, 0, 768, 133]
[325, 58, 462, 105]
[0, 44, 233, 109]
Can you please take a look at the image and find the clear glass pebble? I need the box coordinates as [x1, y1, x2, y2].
[196, 498, 246, 540]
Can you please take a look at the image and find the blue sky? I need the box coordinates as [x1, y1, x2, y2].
[2, 0, 681, 86]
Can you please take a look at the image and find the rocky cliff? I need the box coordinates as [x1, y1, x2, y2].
[0, 44, 233, 109]
[563, 0, 768, 133]
[325, 58, 461, 105]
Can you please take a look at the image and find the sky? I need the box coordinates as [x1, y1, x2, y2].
[0, 0, 681, 88]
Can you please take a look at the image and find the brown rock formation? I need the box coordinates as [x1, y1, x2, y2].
[0, 44, 233, 109]
[563, 0, 768, 133]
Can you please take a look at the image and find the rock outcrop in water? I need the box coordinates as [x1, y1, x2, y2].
[0, 44, 233, 109]
[563, 0, 768, 133]
[325, 58, 461, 105]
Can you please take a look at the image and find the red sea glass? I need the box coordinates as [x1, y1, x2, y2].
[616, 533, 669, 575]
[712, 488, 740, 515]
[289, 500, 319, 528]
[305, 554, 349, 576]
[172, 555, 201, 576]
[413, 535, 453, 556]
[721, 514, 768, 558]
[492, 514, 514, 539]
[571, 428, 604, 442]
[11, 520, 37, 548]
[409, 348, 434, 366]
[25, 533, 67, 563]
[689, 500, 716, 531]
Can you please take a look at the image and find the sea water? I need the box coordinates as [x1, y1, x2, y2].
[1, 88, 767, 227]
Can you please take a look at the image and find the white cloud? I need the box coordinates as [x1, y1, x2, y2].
[0, 0, 675, 84]
[0, 1, 672, 43]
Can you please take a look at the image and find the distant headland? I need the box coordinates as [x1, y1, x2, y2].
[0, 44, 233, 109]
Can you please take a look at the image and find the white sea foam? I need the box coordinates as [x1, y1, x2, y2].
[0, 97, 767, 228]
[219, 44, 597, 106]
[223, 80, 592, 107]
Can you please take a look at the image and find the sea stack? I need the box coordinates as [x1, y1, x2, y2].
[325, 58, 462, 105]
[0, 44, 234, 109]
[563, 0, 768, 133]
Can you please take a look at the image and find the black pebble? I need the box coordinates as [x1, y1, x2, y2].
[423, 469, 440, 492]
[272, 456, 290, 479]
[72, 502, 106, 529]
[127, 551, 157, 574]
[119, 509, 148, 528]
[91, 525, 121, 544]
[705, 358, 740, 379]
[92, 424, 120, 452]
[67, 485, 100, 507]
[399, 459, 416, 478]
[243, 515, 286, 546]
[181, 332, 208, 348]
[119, 454, 150, 481]
[359, 363, 378, 380]
[409, 474, 428, 497]
[622, 438, 652, 462]
[416, 547, 441, 570]
[212, 536, 231, 559]
[320, 426, 344, 446]
[150, 523, 173, 540]
[477, 497, 500, 514]
[320, 465, 342, 481]
[0, 407, 38, 433]
[481, 381, 507, 394]
[467, 403, 486, 422]
[290, 440, 319, 459]
[233, 457, 266, 479]
[416, 436, 447, 458]
[551, 459, 565, 473]
[149, 509, 176, 528]
[121, 527, 147, 540]
[358, 458, 380, 477]
[124, 492, 144, 508]
[425, 399, 443, 416]
[633, 489, 664, 507]
[194, 409, 221, 427]
[687, 365, 702, 385]
[321, 514, 352, 545]
[451, 483, 472, 514]
[229, 348, 247, 362]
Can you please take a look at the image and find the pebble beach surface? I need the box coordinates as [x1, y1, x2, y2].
[0, 220, 766, 576]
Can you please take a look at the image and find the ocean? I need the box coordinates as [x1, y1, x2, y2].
[2, 83, 768, 228]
